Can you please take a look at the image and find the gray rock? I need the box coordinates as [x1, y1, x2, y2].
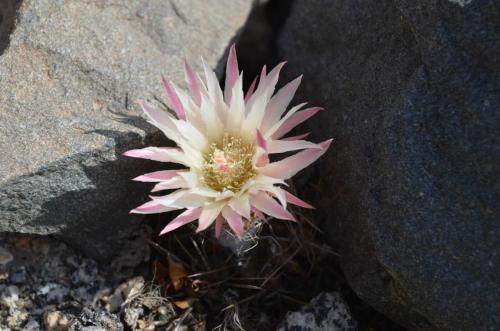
[123, 307, 143, 328]
[0, 0, 253, 259]
[278, 292, 357, 331]
[0, 247, 13, 266]
[1, 285, 20, 308]
[69, 307, 123, 331]
[278, 0, 500, 330]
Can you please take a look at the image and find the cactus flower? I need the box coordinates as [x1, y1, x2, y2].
[125, 46, 332, 238]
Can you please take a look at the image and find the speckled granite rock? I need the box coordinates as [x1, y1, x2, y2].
[0, 0, 253, 259]
[278, 0, 500, 330]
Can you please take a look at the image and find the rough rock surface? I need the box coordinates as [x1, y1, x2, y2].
[0, 233, 180, 330]
[0, 0, 253, 259]
[278, 292, 357, 331]
[278, 0, 500, 330]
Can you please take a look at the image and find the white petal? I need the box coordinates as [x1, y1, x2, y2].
[267, 139, 320, 154]
[229, 194, 251, 220]
[197, 202, 225, 232]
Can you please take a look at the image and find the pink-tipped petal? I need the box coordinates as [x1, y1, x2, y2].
[184, 60, 202, 106]
[229, 195, 251, 220]
[215, 215, 224, 238]
[259, 139, 333, 179]
[224, 45, 239, 104]
[260, 65, 267, 83]
[255, 129, 269, 167]
[272, 107, 323, 139]
[151, 177, 185, 192]
[244, 76, 258, 103]
[256, 129, 268, 150]
[222, 206, 245, 238]
[130, 200, 176, 214]
[267, 139, 320, 154]
[133, 170, 181, 182]
[250, 192, 296, 221]
[197, 203, 225, 232]
[251, 207, 266, 221]
[123, 147, 186, 164]
[160, 208, 202, 235]
[262, 75, 302, 131]
[285, 191, 314, 209]
[139, 101, 173, 126]
[162, 75, 186, 120]
[282, 132, 311, 141]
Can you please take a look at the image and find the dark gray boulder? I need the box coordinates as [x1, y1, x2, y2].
[278, 0, 499, 330]
[0, 0, 253, 259]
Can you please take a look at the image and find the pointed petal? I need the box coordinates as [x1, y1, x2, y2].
[267, 139, 320, 154]
[255, 129, 268, 150]
[251, 207, 266, 221]
[151, 177, 186, 192]
[256, 129, 270, 166]
[139, 100, 174, 127]
[272, 107, 323, 139]
[133, 170, 183, 182]
[250, 192, 295, 221]
[245, 63, 286, 129]
[172, 118, 208, 150]
[259, 65, 267, 84]
[244, 76, 258, 103]
[162, 75, 186, 120]
[285, 191, 314, 209]
[184, 59, 202, 106]
[197, 202, 225, 232]
[139, 101, 180, 140]
[262, 75, 302, 132]
[224, 44, 239, 104]
[227, 74, 245, 131]
[160, 208, 202, 235]
[264, 103, 307, 138]
[259, 139, 333, 179]
[150, 190, 188, 207]
[252, 185, 287, 208]
[123, 147, 186, 164]
[130, 200, 177, 214]
[282, 132, 311, 141]
[229, 194, 251, 220]
[222, 206, 245, 238]
[215, 215, 224, 238]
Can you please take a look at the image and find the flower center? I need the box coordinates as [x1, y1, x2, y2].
[202, 133, 256, 192]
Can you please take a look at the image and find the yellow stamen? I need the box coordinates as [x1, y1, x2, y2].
[202, 133, 256, 192]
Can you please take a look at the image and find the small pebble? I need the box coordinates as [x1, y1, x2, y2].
[43, 310, 70, 331]
[158, 306, 169, 315]
[124, 307, 143, 328]
[0, 247, 14, 266]
[10, 267, 28, 284]
[37, 283, 69, 303]
[1, 285, 20, 307]
[24, 319, 41, 330]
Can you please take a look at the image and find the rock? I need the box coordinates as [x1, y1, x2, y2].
[69, 307, 123, 331]
[123, 307, 143, 328]
[278, 292, 357, 331]
[10, 267, 27, 284]
[24, 319, 41, 330]
[0, 0, 253, 260]
[37, 283, 70, 304]
[0, 247, 13, 266]
[102, 276, 145, 313]
[278, 0, 500, 330]
[43, 310, 71, 331]
[1, 285, 20, 308]
[70, 259, 98, 285]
